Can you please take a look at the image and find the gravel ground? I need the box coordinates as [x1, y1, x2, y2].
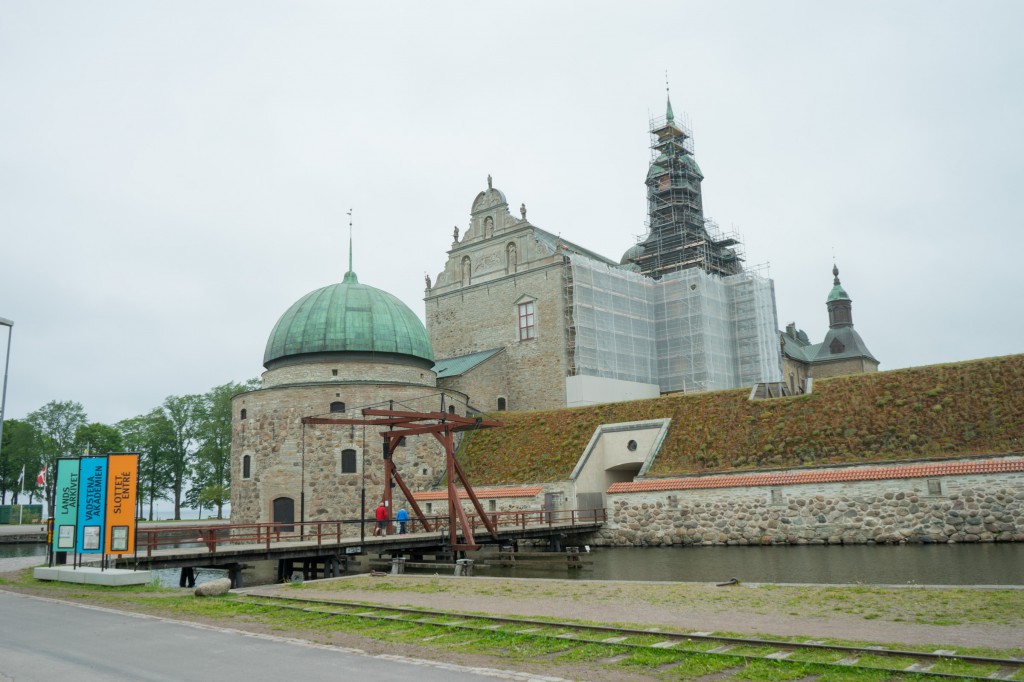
[244, 574, 1024, 651]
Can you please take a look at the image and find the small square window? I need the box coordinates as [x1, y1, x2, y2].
[927, 479, 942, 495]
[770, 488, 783, 505]
[488, 499, 497, 512]
[425, 502, 433, 514]
[332, 369, 338, 376]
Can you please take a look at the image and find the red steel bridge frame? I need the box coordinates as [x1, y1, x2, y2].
[302, 405, 503, 551]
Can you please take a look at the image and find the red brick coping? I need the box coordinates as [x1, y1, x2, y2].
[412, 485, 545, 501]
[607, 458, 1024, 494]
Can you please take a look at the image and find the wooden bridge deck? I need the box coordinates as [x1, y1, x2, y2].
[113, 510, 606, 572]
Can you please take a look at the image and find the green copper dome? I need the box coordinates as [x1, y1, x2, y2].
[264, 271, 434, 368]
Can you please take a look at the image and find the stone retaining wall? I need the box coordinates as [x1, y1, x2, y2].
[594, 466, 1024, 546]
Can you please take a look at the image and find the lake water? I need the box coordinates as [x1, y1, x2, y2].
[5, 542, 1022, 587]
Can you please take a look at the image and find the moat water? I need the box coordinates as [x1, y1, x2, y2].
[6, 542, 1021, 587]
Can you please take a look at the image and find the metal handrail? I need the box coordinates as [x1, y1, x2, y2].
[133, 508, 606, 555]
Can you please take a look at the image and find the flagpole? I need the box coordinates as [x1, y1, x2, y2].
[18, 465, 24, 524]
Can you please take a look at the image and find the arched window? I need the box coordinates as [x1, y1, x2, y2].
[447, 405, 456, 415]
[330, 401, 346, 413]
[242, 455, 251, 479]
[240, 408, 247, 420]
[341, 449, 357, 474]
[497, 397, 507, 411]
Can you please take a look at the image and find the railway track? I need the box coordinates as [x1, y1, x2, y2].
[236, 593, 1024, 680]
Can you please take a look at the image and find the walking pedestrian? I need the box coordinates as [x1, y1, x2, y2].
[396, 507, 409, 535]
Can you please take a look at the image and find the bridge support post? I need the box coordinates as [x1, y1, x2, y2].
[228, 565, 244, 588]
[179, 567, 196, 588]
[566, 546, 581, 568]
[454, 558, 474, 577]
[550, 536, 562, 552]
[391, 557, 406, 575]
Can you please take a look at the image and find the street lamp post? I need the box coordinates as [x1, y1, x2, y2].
[0, 318, 13, 519]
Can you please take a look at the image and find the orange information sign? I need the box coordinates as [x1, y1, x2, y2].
[104, 453, 139, 555]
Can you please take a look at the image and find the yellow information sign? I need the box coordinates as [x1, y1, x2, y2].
[104, 454, 139, 555]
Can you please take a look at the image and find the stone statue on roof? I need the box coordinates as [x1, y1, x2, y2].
[520, 203, 527, 219]
[424, 273, 431, 289]
[453, 225, 459, 241]
[487, 174, 492, 190]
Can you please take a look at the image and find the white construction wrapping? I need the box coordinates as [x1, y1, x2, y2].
[568, 255, 782, 394]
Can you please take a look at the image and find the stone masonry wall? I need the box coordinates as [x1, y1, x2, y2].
[437, 350, 509, 413]
[231, 381, 463, 533]
[426, 263, 568, 411]
[594, 471, 1024, 547]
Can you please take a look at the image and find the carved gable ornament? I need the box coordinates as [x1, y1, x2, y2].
[472, 187, 508, 213]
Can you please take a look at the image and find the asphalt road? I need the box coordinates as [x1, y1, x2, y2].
[0, 591, 549, 682]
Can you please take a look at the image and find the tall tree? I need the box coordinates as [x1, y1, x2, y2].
[73, 422, 124, 458]
[162, 394, 203, 520]
[192, 380, 258, 519]
[0, 418, 42, 504]
[118, 410, 176, 521]
[26, 400, 87, 511]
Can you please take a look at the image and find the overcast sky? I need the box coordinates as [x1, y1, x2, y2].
[1, 1, 1021, 426]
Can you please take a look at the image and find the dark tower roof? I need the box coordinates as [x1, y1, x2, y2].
[813, 265, 877, 364]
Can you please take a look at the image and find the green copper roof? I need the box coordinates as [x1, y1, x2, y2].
[264, 271, 434, 366]
[434, 348, 503, 379]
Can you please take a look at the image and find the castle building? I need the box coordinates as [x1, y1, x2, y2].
[780, 265, 879, 394]
[426, 96, 783, 412]
[230, 266, 463, 526]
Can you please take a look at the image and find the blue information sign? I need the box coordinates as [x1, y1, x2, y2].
[75, 456, 108, 554]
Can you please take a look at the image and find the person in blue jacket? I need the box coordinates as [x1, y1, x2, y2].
[396, 507, 410, 535]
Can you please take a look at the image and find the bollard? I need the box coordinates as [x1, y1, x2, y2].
[566, 546, 581, 568]
[454, 558, 474, 577]
[391, 557, 406, 575]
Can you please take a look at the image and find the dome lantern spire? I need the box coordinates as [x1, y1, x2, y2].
[344, 208, 355, 282]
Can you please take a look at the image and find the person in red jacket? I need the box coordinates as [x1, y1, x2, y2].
[374, 502, 388, 536]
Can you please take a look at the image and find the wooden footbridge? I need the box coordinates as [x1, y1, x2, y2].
[111, 508, 605, 587]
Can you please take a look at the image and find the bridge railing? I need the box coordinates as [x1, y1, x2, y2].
[134, 507, 607, 557]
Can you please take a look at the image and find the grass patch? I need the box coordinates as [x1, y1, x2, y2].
[731, 659, 817, 680]
[615, 647, 690, 669]
[927, 658, 1003, 677]
[551, 643, 629, 662]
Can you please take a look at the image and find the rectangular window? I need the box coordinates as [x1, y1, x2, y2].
[927, 479, 942, 496]
[518, 301, 536, 340]
[341, 449, 357, 474]
[488, 499, 497, 512]
[770, 488, 783, 505]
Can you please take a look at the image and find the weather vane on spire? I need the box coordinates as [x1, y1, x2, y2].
[347, 208, 353, 276]
[665, 70, 675, 124]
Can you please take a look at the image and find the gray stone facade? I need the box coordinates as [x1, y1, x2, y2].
[427, 184, 573, 412]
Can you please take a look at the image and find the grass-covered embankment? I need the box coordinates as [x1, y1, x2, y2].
[459, 354, 1024, 482]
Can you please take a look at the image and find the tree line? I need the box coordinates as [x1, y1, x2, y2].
[0, 379, 258, 521]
